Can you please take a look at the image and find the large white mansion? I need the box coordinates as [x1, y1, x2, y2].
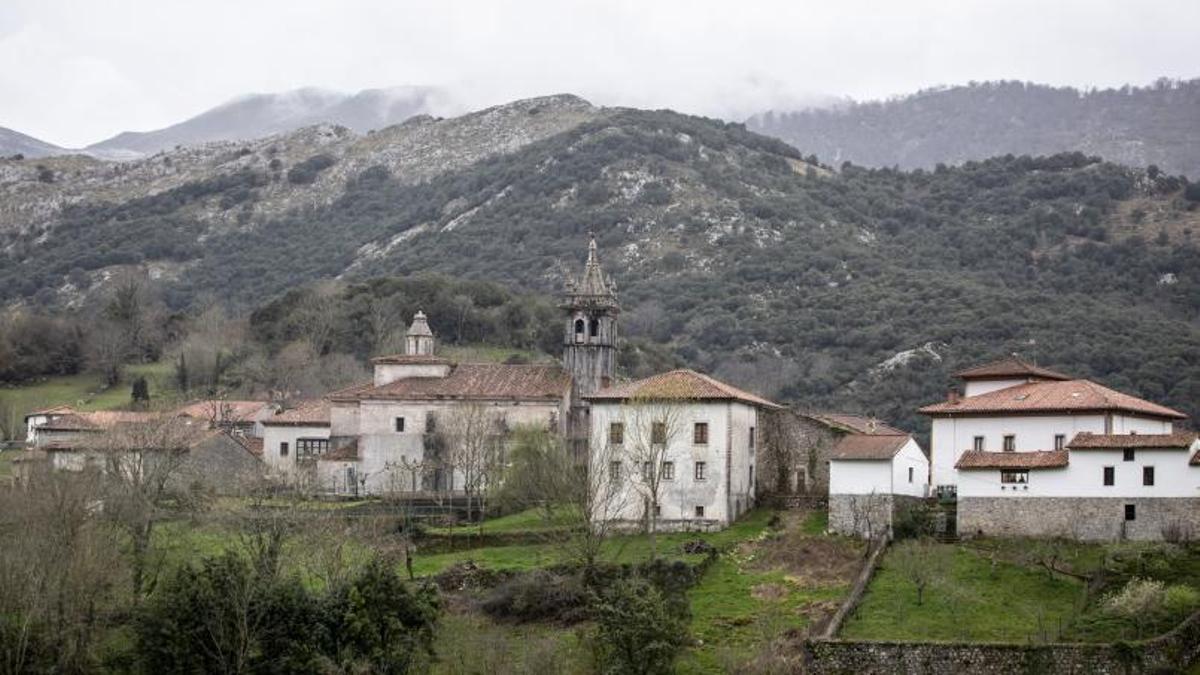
[920, 356, 1198, 541]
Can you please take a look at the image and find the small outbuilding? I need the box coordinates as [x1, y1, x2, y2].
[828, 433, 928, 539]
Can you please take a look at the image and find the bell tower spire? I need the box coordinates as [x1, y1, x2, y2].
[562, 234, 619, 398]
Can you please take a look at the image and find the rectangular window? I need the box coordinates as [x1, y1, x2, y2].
[1143, 466, 1155, 486]
[749, 426, 756, 450]
[1054, 434, 1065, 451]
[693, 422, 709, 445]
[1001, 470, 1029, 484]
[908, 466, 914, 483]
[749, 465, 754, 488]
[394, 417, 405, 433]
[695, 461, 707, 481]
[653, 503, 661, 517]
[296, 438, 330, 461]
[279, 441, 289, 457]
[1124, 448, 1135, 462]
[694, 505, 705, 518]
[609, 422, 624, 445]
[1103, 466, 1115, 486]
[1003, 435, 1015, 452]
[661, 461, 675, 480]
[1125, 504, 1136, 521]
[973, 436, 985, 451]
[642, 461, 653, 481]
[609, 461, 621, 481]
[651, 421, 667, 445]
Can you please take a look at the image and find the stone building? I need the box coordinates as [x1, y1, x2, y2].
[827, 433, 929, 538]
[920, 355, 1197, 541]
[758, 411, 907, 502]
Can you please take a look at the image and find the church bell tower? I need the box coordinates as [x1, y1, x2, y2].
[562, 235, 620, 399]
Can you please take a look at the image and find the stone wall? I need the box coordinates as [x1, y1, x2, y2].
[759, 411, 837, 499]
[959, 496, 1200, 541]
[829, 494, 925, 538]
[806, 607, 1200, 674]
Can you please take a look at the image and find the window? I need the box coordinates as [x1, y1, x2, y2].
[609, 422, 624, 445]
[653, 503, 661, 517]
[1143, 466, 1155, 486]
[908, 466, 914, 483]
[296, 438, 330, 461]
[1054, 434, 1065, 451]
[661, 461, 675, 480]
[695, 461, 707, 481]
[1124, 448, 1135, 462]
[749, 465, 754, 488]
[609, 461, 621, 481]
[749, 426, 756, 450]
[651, 421, 667, 445]
[693, 422, 709, 445]
[1125, 504, 1137, 521]
[589, 318, 599, 337]
[394, 417, 405, 432]
[1103, 466, 1115, 486]
[642, 461, 653, 480]
[973, 436, 985, 451]
[694, 505, 705, 518]
[574, 319, 585, 343]
[1002, 435, 1015, 452]
[1001, 470, 1029, 484]
[279, 441, 289, 457]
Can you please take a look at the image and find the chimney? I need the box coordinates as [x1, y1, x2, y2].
[947, 388, 961, 404]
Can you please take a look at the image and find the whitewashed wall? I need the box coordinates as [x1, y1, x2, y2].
[261, 423, 330, 476]
[830, 438, 928, 497]
[957, 445, 1200, 498]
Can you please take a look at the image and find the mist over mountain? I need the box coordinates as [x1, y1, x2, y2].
[0, 126, 64, 158]
[83, 86, 458, 159]
[3, 94, 1200, 431]
[748, 79, 1200, 178]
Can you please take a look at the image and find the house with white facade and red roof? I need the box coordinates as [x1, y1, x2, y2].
[920, 355, 1197, 541]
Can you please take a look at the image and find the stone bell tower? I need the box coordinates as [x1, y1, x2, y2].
[562, 235, 620, 399]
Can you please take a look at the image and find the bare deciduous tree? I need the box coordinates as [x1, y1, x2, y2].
[615, 392, 687, 558]
[890, 538, 952, 606]
[439, 403, 507, 527]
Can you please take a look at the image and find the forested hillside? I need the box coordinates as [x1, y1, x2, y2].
[3, 97, 1200, 433]
[749, 79, 1200, 178]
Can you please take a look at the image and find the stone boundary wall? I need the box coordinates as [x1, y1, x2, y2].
[959, 496, 1200, 541]
[829, 494, 925, 538]
[765, 494, 828, 510]
[805, 594, 1200, 674]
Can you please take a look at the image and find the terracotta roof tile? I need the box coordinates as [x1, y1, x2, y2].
[802, 412, 906, 436]
[174, 400, 274, 423]
[340, 364, 570, 402]
[955, 356, 1072, 381]
[25, 405, 76, 419]
[263, 400, 331, 426]
[1068, 432, 1198, 450]
[39, 410, 160, 432]
[320, 440, 360, 461]
[829, 434, 912, 460]
[235, 436, 264, 457]
[585, 369, 781, 409]
[920, 379, 1186, 420]
[956, 450, 1070, 469]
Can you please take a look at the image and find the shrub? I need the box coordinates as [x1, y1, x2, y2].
[481, 570, 588, 623]
[592, 577, 687, 675]
[287, 153, 337, 185]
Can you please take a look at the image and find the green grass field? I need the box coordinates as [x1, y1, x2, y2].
[841, 544, 1086, 643]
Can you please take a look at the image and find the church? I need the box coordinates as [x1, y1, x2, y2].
[260, 237, 778, 529]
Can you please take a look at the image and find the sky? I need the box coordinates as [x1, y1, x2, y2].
[1, 0, 1198, 148]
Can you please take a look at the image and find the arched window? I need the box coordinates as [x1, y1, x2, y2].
[589, 318, 600, 337]
[574, 319, 585, 334]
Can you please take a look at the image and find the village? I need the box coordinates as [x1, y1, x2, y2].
[5, 238, 1200, 673]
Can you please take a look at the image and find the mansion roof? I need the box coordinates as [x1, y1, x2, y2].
[585, 369, 781, 409]
[39, 410, 160, 432]
[262, 399, 331, 426]
[333, 363, 571, 402]
[954, 356, 1071, 381]
[1067, 431, 1198, 450]
[829, 433, 913, 460]
[803, 412, 906, 436]
[175, 400, 274, 423]
[956, 449, 1070, 469]
[919, 379, 1186, 420]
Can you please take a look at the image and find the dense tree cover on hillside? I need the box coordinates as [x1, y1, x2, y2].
[3, 107, 1199, 433]
[750, 78, 1200, 178]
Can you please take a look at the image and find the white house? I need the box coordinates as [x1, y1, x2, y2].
[920, 356, 1195, 541]
[828, 432, 929, 538]
[585, 369, 781, 531]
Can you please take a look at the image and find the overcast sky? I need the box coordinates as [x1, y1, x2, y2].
[2, 0, 1198, 148]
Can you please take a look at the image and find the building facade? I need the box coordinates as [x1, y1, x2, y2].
[827, 433, 929, 538]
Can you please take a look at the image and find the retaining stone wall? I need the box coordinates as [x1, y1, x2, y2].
[959, 496, 1200, 541]
[829, 494, 925, 538]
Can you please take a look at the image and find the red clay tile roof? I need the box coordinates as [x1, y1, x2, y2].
[802, 412, 906, 436]
[1068, 432, 1198, 450]
[174, 400, 274, 423]
[25, 404, 76, 419]
[1191, 451, 1200, 466]
[919, 379, 1186, 420]
[370, 354, 453, 365]
[954, 356, 1072, 381]
[320, 440, 360, 461]
[235, 436, 265, 457]
[956, 450, 1070, 469]
[338, 364, 571, 402]
[38, 410, 161, 432]
[829, 434, 912, 460]
[585, 369, 781, 409]
[263, 400, 331, 426]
